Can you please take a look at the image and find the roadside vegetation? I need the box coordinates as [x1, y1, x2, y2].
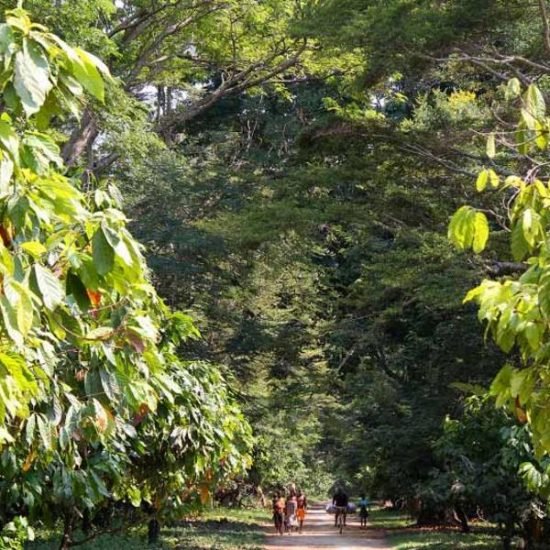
[28, 508, 268, 550]
[2, 1, 550, 549]
[369, 507, 500, 550]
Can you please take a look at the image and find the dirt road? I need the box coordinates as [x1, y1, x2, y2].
[264, 504, 391, 550]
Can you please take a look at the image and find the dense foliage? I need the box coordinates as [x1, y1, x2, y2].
[4, 1, 550, 548]
[0, 7, 251, 549]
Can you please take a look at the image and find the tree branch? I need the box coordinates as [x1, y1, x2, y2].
[539, 0, 550, 55]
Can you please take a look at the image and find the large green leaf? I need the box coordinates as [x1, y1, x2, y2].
[71, 48, 105, 102]
[0, 120, 20, 165]
[8, 281, 34, 337]
[472, 212, 489, 253]
[0, 295, 22, 347]
[0, 23, 14, 56]
[0, 156, 13, 197]
[511, 221, 529, 261]
[99, 368, 120, 401]
[13, 38, 52, 116]
[92, 227, 115, 276]
[66, 271, 90, 312]
[526, 84, 546, 119]
[21, 132, 62, 173]
[505, 77, 521, 101]
[33, 264, 64, 311]
[476, 169, 488, 192]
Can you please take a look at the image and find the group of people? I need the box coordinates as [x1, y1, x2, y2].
[271, 485, 307, 535]
[271, 486, 371, 536]
[331, 488, 370, 529]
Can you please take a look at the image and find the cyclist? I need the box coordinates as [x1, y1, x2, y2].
[332, 488, 349, 528]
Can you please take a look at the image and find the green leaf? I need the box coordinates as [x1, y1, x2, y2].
[521, 208, 542, 248]
[448, 206, 468, 249]
[0, 121, 20, 165]
[472, 212, 489, 253]
[0, 23, 14, 56]
[0, 156, 14, 197]
[535, 120, 549, 150]
[490, 363, 513, 404]
[99, 368, 119, 401]
[66, 272, 90, 312]
[0, 295, 23, 347]
[505, 77, 521, 100]
[512, 220, 530, 261]
[526, 84, 546, 119]
[463, 284, 483, 304]
[517, 122, 528, 154]
[25, 413, 35, 445]
[520, 462, 543, 491]
[488, 169, 499, 188]
[22, 132, 62, 173]
[92, 228, 115, 276]
[86, 326, 114, 341]
[8, 281, 34, 337]
[486, 133, 496, 158]
[36, 414, 52, 450]
[33, 264, 64, 311]
[538, 273, 550, 318]
[21, 241, 46, 258]
[521, 108, 537, 131]
[505, 175, 523, 188]
[70, 48, 105, 102]
[525, 323, 542, 351]
[13, 38, 52, 117]
[476, 169, 488, 192]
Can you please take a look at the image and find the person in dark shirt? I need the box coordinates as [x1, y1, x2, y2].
[332, 488, 349, 527]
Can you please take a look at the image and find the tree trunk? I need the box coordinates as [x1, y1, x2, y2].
[82, 509, 92, 535]
[147, 518, 160, 545]
[62, 109, 98, 167]
[59, 511, 74, 550]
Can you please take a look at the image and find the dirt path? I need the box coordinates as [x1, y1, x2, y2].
[263, 504, 391, 550]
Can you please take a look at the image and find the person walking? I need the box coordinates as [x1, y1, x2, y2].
[272, 492, 285, 535]
[358, 494, 369, 528]
[296, 490, 308, 533]
[285, 489, 298, 533]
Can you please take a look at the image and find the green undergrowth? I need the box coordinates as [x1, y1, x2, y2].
[27, 507, 269, 550]
[387, 529, 501, 550]
[367, 507, 501, 549]
[367, 506, 414, 530]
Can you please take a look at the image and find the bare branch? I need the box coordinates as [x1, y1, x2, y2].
[539, 0, 550, 55]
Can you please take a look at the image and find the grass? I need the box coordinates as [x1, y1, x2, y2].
[368, 506, 414, 530]
[26, 507, 269, 550]
[367, 506, 501, 550]
[387, 529, 501, 550]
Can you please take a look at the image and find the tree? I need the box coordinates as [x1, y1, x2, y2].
[0, 8, 251, 548]
[448, 78, 550, 474]
[429, 396, 545, 548]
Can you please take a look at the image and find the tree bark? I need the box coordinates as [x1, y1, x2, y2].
[59, 511, 74, 550]
[147, 518, 160, 545]
[62, 110, 98, 167]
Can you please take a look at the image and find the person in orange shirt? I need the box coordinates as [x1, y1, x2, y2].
[296, 490, 307, 533]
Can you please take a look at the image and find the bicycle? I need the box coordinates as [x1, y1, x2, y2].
[335, 506, 347, 535]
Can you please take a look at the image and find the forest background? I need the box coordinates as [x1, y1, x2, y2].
[2, 0, 550, 549]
